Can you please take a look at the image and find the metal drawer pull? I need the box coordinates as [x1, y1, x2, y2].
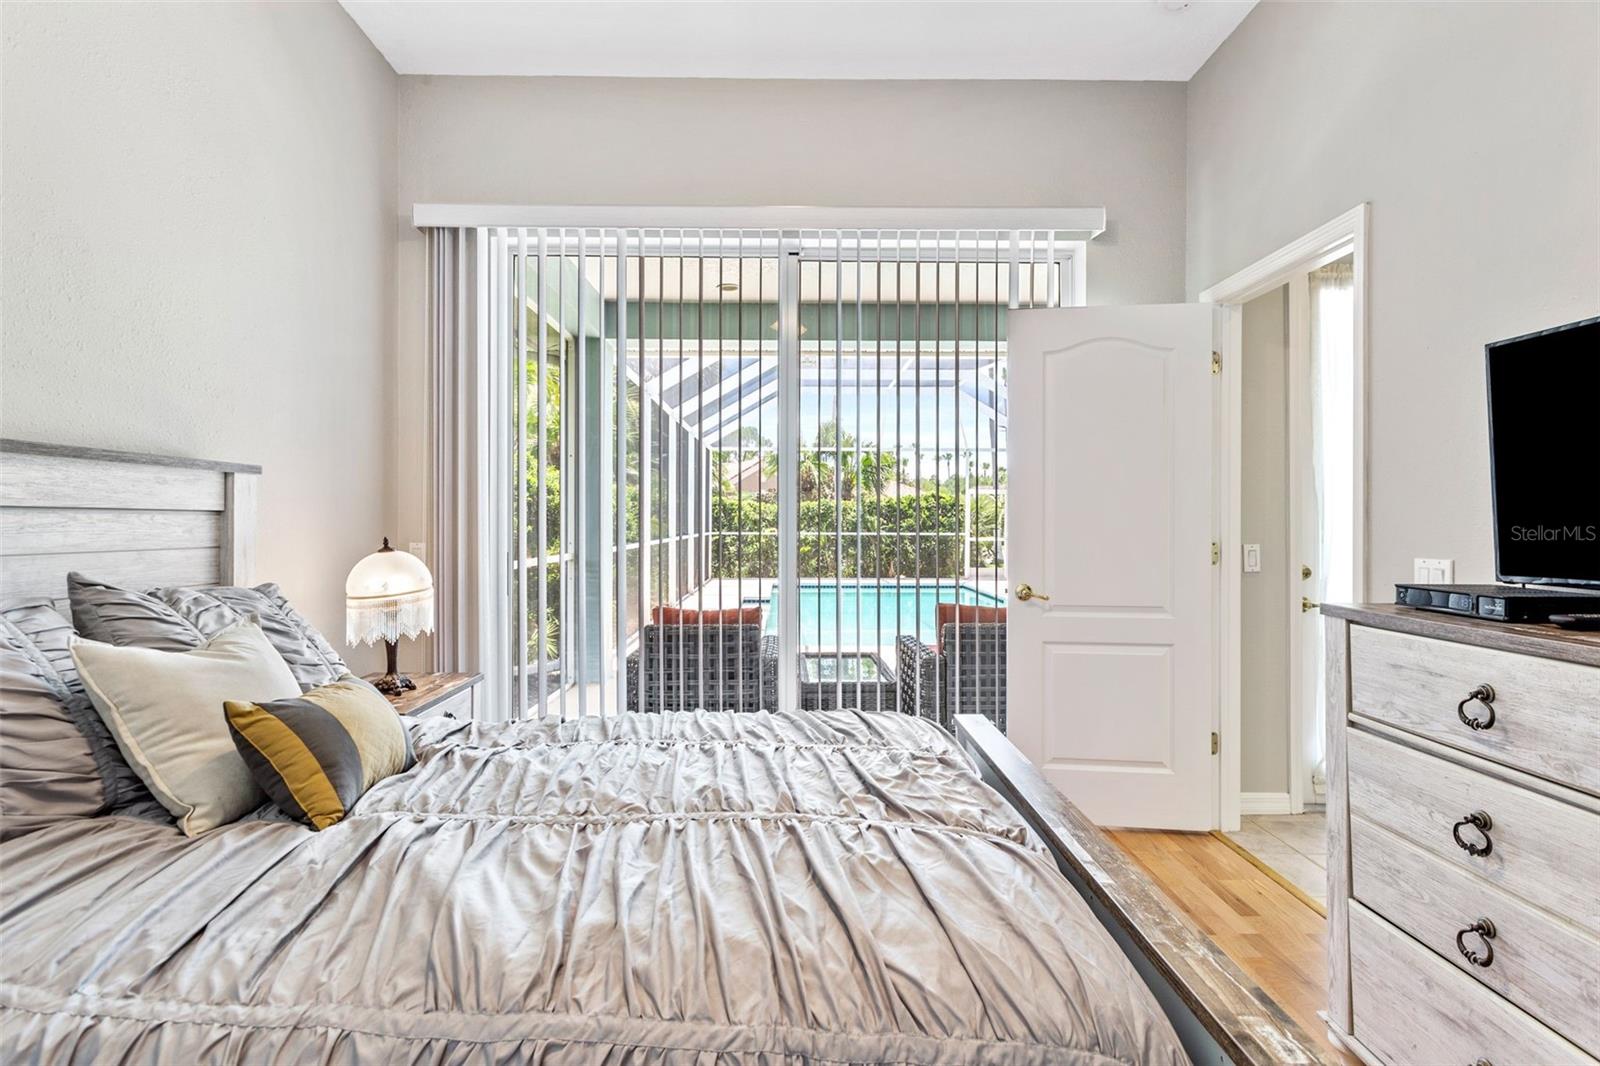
[1456, 917, 1497, 967]
[1451, 810, 1494, 856]
[1457, 683, 1496, 730]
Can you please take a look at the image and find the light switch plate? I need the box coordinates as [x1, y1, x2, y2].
[1413, 557, 1454, 583]
[408, 541, 427, 563]
[1243, 544, 1261, 573]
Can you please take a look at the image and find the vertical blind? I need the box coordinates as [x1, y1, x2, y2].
[463, 227, 1068, 721]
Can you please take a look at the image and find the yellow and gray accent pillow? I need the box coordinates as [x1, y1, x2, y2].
[225, 678, 413, 830]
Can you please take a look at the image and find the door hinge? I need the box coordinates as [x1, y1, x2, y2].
[1211, 350, 1222, 375]
[1210, 541, 1220, 565]
[1211, 731, 1220, 755]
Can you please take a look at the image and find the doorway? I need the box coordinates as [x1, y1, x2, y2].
[1202, 206, 1367, 900]
[493, 225, 1078, 719]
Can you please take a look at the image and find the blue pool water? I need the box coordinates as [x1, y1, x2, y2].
[757, 581, 1004, 652]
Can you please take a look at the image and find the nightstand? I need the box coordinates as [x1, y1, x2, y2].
[364, 671, 482, 720]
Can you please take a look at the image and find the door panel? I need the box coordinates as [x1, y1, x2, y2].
[1042, 342, 1174, 611]
[1007, 304, 1216, 830]
[1040, 643, 1173, 768]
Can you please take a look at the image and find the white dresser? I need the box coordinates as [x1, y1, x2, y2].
[1324, 605, 1600, 1066]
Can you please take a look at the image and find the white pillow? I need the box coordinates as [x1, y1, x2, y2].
[71, 619, 301, 835]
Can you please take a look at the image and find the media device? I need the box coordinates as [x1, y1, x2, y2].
[1486, 315, 1600, 589]
[1393, 316, 1599, 623]
[1548, 613, 1600, 631]
[1393, 582, 1597, 621]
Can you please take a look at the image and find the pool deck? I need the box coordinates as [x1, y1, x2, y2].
[676, 578, 769, 611]
[678, 573, 1009, 612]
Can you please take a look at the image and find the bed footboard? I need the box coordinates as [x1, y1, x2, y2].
[954, 715, 1338, 1066]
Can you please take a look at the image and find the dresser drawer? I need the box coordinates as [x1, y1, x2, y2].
[1349, 625, 1600, 794]
[1347, 728, 1600, 932]
[1350, 902, 1596, 1066]
[1352, 813, 1600, 1049]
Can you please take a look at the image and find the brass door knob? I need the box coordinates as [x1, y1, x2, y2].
[1302, 597, 1320, 613]
[1016, 583, 1051, 602]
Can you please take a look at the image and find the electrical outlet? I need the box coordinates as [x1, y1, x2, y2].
[1242, 544, 1262, 573]
[1413, 557, 1455, 583]
[408, 541, 427, 563]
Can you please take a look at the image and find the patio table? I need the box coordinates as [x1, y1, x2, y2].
[796, 651, 897, 712]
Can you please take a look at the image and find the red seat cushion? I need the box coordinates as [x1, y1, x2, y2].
[651, 606, 763, 626]
[933, 603, 1007, 654]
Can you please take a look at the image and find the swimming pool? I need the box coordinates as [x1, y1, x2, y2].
[756, 581, 1005, 652]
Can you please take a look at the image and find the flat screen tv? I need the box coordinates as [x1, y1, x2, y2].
[1485, 315, 1600, 588]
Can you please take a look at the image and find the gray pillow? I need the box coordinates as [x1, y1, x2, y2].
[68, 574, 350, 691]
[161, 584, 351, 689]
[0, 601, 154, 838]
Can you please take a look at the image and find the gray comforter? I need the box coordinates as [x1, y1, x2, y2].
[0, 710, 1187, 1065]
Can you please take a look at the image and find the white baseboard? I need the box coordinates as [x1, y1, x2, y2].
[1240, 791, 1292, 816]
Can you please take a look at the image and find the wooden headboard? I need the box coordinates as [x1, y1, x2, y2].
[0, 439, 260, 611]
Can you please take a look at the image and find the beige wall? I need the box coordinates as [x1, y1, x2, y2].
[398, 77, 1187, 303]
[1240, 287, 1289, 796]
[1188, 0, 1600, 592]
[11, 1, 1594, 685]
[1, 1, 398, 671]
[390, 75, 1191, 551]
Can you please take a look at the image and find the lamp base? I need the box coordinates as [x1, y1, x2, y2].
[372, 672, 417, 696]
[372, 639, 416, 695]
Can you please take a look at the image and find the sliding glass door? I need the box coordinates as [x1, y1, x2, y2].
[503, 229, 1069, 722]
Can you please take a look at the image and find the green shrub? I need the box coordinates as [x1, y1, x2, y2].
[708, 492, 1003, 578]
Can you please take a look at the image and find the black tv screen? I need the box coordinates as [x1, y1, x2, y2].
[1486, 316, 1600, 587]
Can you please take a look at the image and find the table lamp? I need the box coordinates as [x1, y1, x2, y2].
[346, 538, 434, 695]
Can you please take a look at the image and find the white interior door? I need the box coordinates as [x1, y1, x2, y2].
[1290, 272, 1321, 813]
[1006, 305, 1217, 830]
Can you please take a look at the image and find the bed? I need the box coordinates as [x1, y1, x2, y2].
[0, 440, 1332, 1065]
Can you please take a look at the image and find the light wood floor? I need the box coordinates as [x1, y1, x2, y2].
[1110, 829, 1360, 1066]
[1224, 811, 1328, 908]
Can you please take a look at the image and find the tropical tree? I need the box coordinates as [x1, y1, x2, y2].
[854, 450, 898, 496]
[522, 352, 562, 461]
[527, 607, 560, 662]
[758, 422, 861, 501]
[712, 449, 738, 495]
[814, 419, 855, 450]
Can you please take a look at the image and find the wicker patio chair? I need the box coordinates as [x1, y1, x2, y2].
[625, 624, 779, 713]
[895, 622, 1007, 732]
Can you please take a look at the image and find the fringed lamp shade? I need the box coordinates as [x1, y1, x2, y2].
[346, 539, 433, 694]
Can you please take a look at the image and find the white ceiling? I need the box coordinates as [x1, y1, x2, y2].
[340, 1, 1257, 82]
